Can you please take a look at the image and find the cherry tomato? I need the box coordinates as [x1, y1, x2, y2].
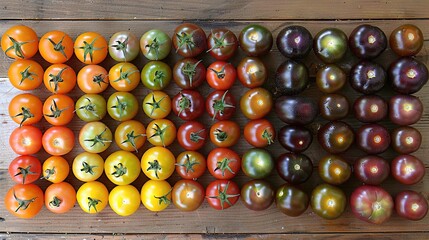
[141, 180, 172, 212]
[43, 63, 77, 94]
[109, 31, 140, 62]
[209, 120, 240, 148]
[76, 181, 109, 214]
[72, 152, 104, 182]
[140, 29, 172, 61]
[143, 91, 172, 119]
[107, 91, 139, 121]
[44, 182, 76, 214]
[390, 24, 424, 57]
[239, 24, 273, 56]
[241, 180, 274, 211]
[311, 183, 346, 220]
[1, 25, 38, 59]
[243, 118, 275, 147]
[206, 179, 240, 210]
[77, 65, 109, 94]
[206, 90, 236, 120]
[8, 155, 41, 184]
[241, 148, 274, 179]
[240, 87, 273, 119]
[207, 148, 241, 180]
[141, 146, 175, 180]
[206, 61, 237, 90]
[173, 58, 206, 89]
[141, 61, 172, 90]
[171, 90, 205, 121]
[176, 121, 207, 151]
[43, 94, 75, 126]
[75, 94, 107, 122]
[172, 179, 205, 211]
[39, 30, 74, 63]
[395, 190, 428, 221]
[79, 121, 113, 153]
[4, 184, 44, 219]
[42, 126, 75, 156]
[114, 120, 146, 152]
[9, 125, 42, 155]
[146, 119, 176, 147]
[9, 93, 43, 127]
[109, 62, 140, 92]
[105, 151, 141, 185]
[207, 28, 238, 61]
[109, 185, 141, 216]
[42, 156, 70, 183]
[275, 183, 309, 217]
[318, 155, 351, 185]
[237, 57, 268, 88]
[74, 32, 108, 64]
[8, 59, 44, 90]
[173, 23, 207, 58]
[175, 151, 207, 180]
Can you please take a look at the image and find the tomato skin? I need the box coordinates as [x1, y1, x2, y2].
[175, 151, 207, 180]
[173, 23, 207, 58]
[42, 156, 70, 183]
[209, 120, 240, 148]
[206, 179, 240, 210]
[206, 61, 237, 90]
[207, 28, 238, 61]
[141, 146, 175, 180]
[9, 93, 43, 127]
[172, 179, 205, 211]
[104, 151, 141, 185]
[207, 148, 241, 180]
[141, 179, 172, 212]
[171, 90, 205, 121]
[206, 90, 236, 120]
[243, 118, 275, 148]
[109, 31, 140, 62]
[76, 181, 109, 214]
[109, 62, 140, 92]
[43, 63, 77, 94]
[240, 87, 273, 120]
[42, 126, 75, 156]
[173, 58, 206, 89]
[4, 184, 44, 219]
[239, 24, 273, 57]
[75, 94, 107, 122]
[241, 180, 274, 211]
[109, 185, 141, 216]
[311, 183, 346, 220]
[9, 155, 41, 184]
[77, 65, 109, 94]
[107, 91, 139, 122]
[141, 61, 172, 90]
[39, 30, 74, 63]
[9, 125, 43, 155]
[395, 190, 428, 221]
[44, 182, 76, 214]
[177, 121, 207, 151]
[43, 94, 75, 126]
[1, 25, 38, 59]
[114, 120, 146, 152]
[237, 57, 268, 88]
[79, 121, 113, 153]
[146, 119, 176, 147]
[390, 24, 424, 57]
[241, 148, 274, 179]
[8, 59, 44, 90]
[74, 32, 108, 64]
[142, 91, 172, 119]
[72, 152, 104, 182]
[140, 29, 172, 61]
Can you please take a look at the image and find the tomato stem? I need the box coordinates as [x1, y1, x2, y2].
[76, 97, 101, 120]
[87, 197, 102, 212]
[81, 161, 97, 175]
[111, 37, 129, 62]
[182, 59, 202, 87]
[121, 130, 145, 152]
[19, 65, 37, 85]
[14, 165, 37, 184]
[207, 181, 240, 210]
[212, 90, 235, 120]
[5, 35, 33, 59]
[43, 167, 56, 180]
[206, 31, 235, 53]
[49, 196, 62, 208]
[190, 129, 205, 143]
[145, 37, 161, 60]
[44, 99, 70, 119]
[147, 159, 162, 179]
[214, 129, 228, 142]
[48, 67, 68, 93]
[149, 123, 168, 147]
[175, 154, 200, 173]
[209, 64, 227, 79]
[262, 129, 274, 145]
[46, 35, 68, 60]
[145, 94, 166, 117]
[77, 38, 104, 63]
[13, 190, 37, 212]
[12, 107, 35, 127]
[154, 187, 173, 205]
[84, 127, 113, 147]
[214, 158, 236, 177]
[177, 93, 191, 117]
[111, 163, 127, 177]
[113, 64, 138, 84]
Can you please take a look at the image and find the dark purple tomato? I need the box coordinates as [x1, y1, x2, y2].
[278, 125, 312, 153]
[349, 24, 387, 59]
[311, 183, 346, 220]
[275, 95, 319, 125]
[207, 28, 238, 61]
[395, 190, 428, 221]
[389, 94, 423, 126]
[173, 23, 207, 58]
[276, 25, 313, 59]
[390, 24, 424, 57]
[241, 179, 274, 211]
[319, 94, 349, 120]
[313, 28, 348, 63]
[354, 155, 390, 185]
[391, 126, 422, 154]
[318, 121, 354, 154]
[276, 153, 313, 184]
[350, 61, 386, 94]
[356, 124, 391, 154]
[237, 57, 268, 88]
[275, 59, 309, 95]
[318, 154, 351, 185]
[316, 64, 347, 93]
[239, 24, 273, 56]
[275, 184, 309, 217]
[389, 57, 428, 94]
[173, 58, 206, 89]
[391, 155, 425, 185]
[353, 95, 388, 123]
[350, 185, 393, 224]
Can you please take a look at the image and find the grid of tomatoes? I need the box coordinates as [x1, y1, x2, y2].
[1, 22, 428, 224]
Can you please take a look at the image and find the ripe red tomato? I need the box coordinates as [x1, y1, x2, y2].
[43, 94, 75, 126]
[244, 118, 275, 147]
[9, 93, 43, 127]
[8, 155, 41, 184]
[42, 126, 75, 156]
[176, 121, 207, 151]
[173, 58, 206, 89]
[206, 90, 236, 120]
[9, 125, 42, 155]
[209, 120, 240, 148]
[206, 61, 237, 90]
[39, 30, 74, 63]
[1, 25, 38, 59]
[206, 179, 240, 210]
[175, 151, 207, 180]
[207, 148, 241, 180]
[171, 90, 205, 121]
[207, 28, 238, 61]
[43, 63, 77, 94]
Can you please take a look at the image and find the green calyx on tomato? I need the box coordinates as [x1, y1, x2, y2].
[215, 158, 236, 177]
[262, 129, 274, 145]
[121, 130, 145, 152]
[13, 190, 37, 212]
[77, 38, 104, 63]
[145, 38, 162, 59]
[81, 161, 96, 175]
[145, 94, 167, 117]
[177, 93, 191, 116]
[207, 31, 234, 53]
[146, 159, 162, 179]
[190, 129, 205, 143]
[149, 123, 168, 147]
[87, 196, 102, 213]
[76, 97, 102, 120]
[209, 64, 227, 79]
[214, 129, 228, 142]
[44, 99, 69, 119]
[111, 163, 127, 178]
[153, 70, 167, 88]
[12, 107, 34, 127]
[14, 166, 37, 184]
[207, 181, 240, 210]
[110, 96, 128, 118]
[48, 196, 62, 208]
[5, 36, 29, 59]
[19, 66, 37, 85]
[84, 127, 112, 148]
[48, 67, 68, 93]
[175, 32, 197, 53]
[211, 90, 235, 120]
[182, 59, 203, 88]
[111, 37, 130, 59]
[112, 65, 139, 84]
[154, 187, 173, 205]
[43, 167, 56, 180]
[175, 154, 200, 173]
[46, 36, 67, 59]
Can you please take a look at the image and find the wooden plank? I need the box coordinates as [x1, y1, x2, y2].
[1, 0, 429, 20]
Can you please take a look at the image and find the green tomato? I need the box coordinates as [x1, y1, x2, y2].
[241, 148, 274, 179]
[75, 94, 107, 122]
[140, 29, 171, 60]
[107, 91, 138, 121]
[141, 61, 172, 90]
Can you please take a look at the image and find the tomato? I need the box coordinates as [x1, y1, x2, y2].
[1, 25, 38, 59]
[39, 30, 74, 63]
[109, 185, 141, 216]
[275, 183, 309, 217]
[43, 63, 77, 94]
[241, 148, 274, 179]
[276, 153, 313, 184]
[207, 148, 241, 180]
[141, 180, 172, 212]
[239, 24, 273, 56]
[206, 90, 236, 120]
[8, 155, 41, 184]
[313, 28, 348, 64]
[105, 151, 141, 185]
[206, 179, 240, 210]
[114, 120, 146, 152]
[206, 61, 237, 90]
[9, 125, 42, 155]
[107, 91, 139, 121]
[9, 93, 43, 127]
[173, 58, 206, 89]
[390, 24, 424, 57]
[42, 126, 75, 156]
[244, 118, 275, 147]
[175, 151, 207, 180]
[240, 87, 273, 120]
[77, 65, 109, 94]
[42, 156, 70, 183]
[140, 29, 172, 60]
[171, 90, 205, 121]
[141, 61, 172, 90]
[241, 180, 274, 211]
[76, 181, 109, 214]
[74, 32, 108, 64]
[237, 57, 268, 88]
[8, 59, 44, 90]
[142, 91, 172, 119]
[391, 155, 425, 185]
[146, 119, 176, 147]
[79, 121, 113, 153]
[172, 179, 205, 211]
[43, 94, 75, 126]
[311, 183, 346, 220]
[177, 121, 207, 151]
[141, 146, 175, 180]
[109, 62, 140, 92]
[350, 185, 393, 224]
[207, 28, 238, 61]
[108, 31, 140, 62]
[173, 23, 207, 58]
[318, 155, 351, 185]
[75, 94, 107, 122]
[395, 190, 428, 221]
[72, 152, 104, 182]
[209, 120, 240, 148]
[4, 184, 44, 219]
[44, 182, 76, 214]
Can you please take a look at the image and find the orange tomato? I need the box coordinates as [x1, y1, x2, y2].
[44, 182, 76, 214]
[42, 155, 70, 183]
[43, 94, 75, 126]
[74, 32, 108, 64]
[109, 62, 140, 91]
[8, 59, 44, 90]
[42, 126, 75, 156]
[8, 93, 43, 127]
[77, 65, 109, 93]
[39, 30, 74, 63]
[1, 25, 38, 59]
[4, 184, 44, 219]
[43, 63, 76, 94]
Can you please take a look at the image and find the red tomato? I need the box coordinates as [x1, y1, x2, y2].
[207, 148, 241, 180]
[206, 90, 236, 120]
[209, 120, 240, 148]
[206, 179, 240, 210]
[43, 94, 75, 126]
[177, 121, 207, 151]
[9, 93, 43, 127]
[42, 126, 75, 156]
[175, 151, 207, 180]
[243, 118, 276, 147]
[207, 28, 238, 61]
[8, 155, 41, 184]
[9, 125, 42, 155]
[206, 61, 237, 90]
[43, 63, 77, 94]
[171, 90, 205, 121]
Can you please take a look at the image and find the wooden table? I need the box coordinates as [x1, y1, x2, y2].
[1, 0, 429, 239]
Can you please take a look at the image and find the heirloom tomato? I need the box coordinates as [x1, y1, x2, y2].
[107, 91, 139, 121]
[206, 90, 236, 120]
[173, 23, 207, 58]
[171, 90, 205, 121]
[141, 61, 172, 90]
[172, 179, 205, 211]
[244, 119, 275, 148]
[207, 28, 238, 60]
[176, 121, 207, 151]
[206, 61, 237, 90]
[75, 94, 107, 122]
[146, 119, 176, 147]
[109, 62, 140, 92]
[209, 120, 240, 148]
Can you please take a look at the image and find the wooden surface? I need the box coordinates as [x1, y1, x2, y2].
[1, 0, 429, 239]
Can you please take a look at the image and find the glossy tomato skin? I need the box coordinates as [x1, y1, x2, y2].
[72, 152, 104, 182]
[237, 57, 268, 88]
[350, 61, 386, 94]
[244, 118, 275, 148]
[241, 148, 274, 179]
[109, 185, 140, 216]
[390, 24, 424, 56]
[76, 181, 109, 214]
[313, 28, 348, 63]
[43, 94, 75, 126]
[141, 61, 172, 90]
[276, 25, 313, 59]
[389, 94, 423, 126]
[177, 121, 207, 151]
[319, 94, 349, 121]
[356, 124, 391, 154]
[42, 156, 69, 183]
[239, 24, 273, 56]
[173, 58, 206, 89]
[276, 183, 309, 217]
[44, 182, 76, 214]
[207, 28, 238, 60]
[8, 59, 44, 90]
[391, 126, 422, 154]
[43, 63, 77, 94]
[104, 151, 141, 185]
[74, 32, 108, 64]
[142, 91, 172, 119]
[9, 155, 41, 184]
[395, 190, 428, 221]
[173, 23, 207, 58]
[4, 184, 44, 219]
[39, 30, 74, 64]
[278, 125, 312, 153]
[77, 65, 109, 94]
[141, 180, 172, 212]
[108, 31, 140, 62]
[349, 24, 387, 59]
[206, 90, 236, 120]
[42, 126, 75, 156]
[9, 93, 43, 127]
[207, 148, 241, 180]
[140, 29, 171, 60]
[316, 64, 347, 93]
[275, 59, 309, 95]
[146, 119, 176, 147]
[172, 179, 205, 211]
[175, 151, 206, 180]
[206, 179, 240, 210]
[350, 185, 393, 224]
[9, 125, 42, 155]
[391, 155, 425, 185]
[141, 146, 175, 180]
[2, 25, 38, 59]
[171, 90, 205, 121]
[109, 62, 140, 92]
[275, 95, 318, 125]
[241, 180, 274, 211]
[114, 120, 146, 152]
[354, 155, 390, 185]
[276, 153, 313, 184]
[107, 91, 139, 122]
[311, 183, 346, 220]
[79, 121, 113, 153]
[318, 155, 351, 185]
[75, 94, 107, 122]
[318, 121, 354, 154]
[389, 57, 428, 94]
[353, 95, 388, 123]
[206, 61, 237, 90]
[240, 87, 273, 120]
[210, 120, 240, 148]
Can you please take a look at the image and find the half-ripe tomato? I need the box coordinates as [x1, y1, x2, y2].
[75, 94, 107, 122]
[142, 91, 172, 119]
[206, 179, 240, 210]
[175, 151, 207, 180]
[173, 58, 206, 89]
[207, 148, 241, 180]
[105, 150, 141, 185]
[79, 121, 113, 153]
[39, 30, 74, 63]
[42, 156, 70, 183]
[146, 119, 176, 147]
[9, 93, 43, 127]
[8, 59, 44, 90]
[209, 120, 240, 148]
[237, 57, 268, 88]
[43, 94, 74, 126]
[74, 32, 108, 64]
[114, 120, 146, 152]
[141, 61, 172, 90]
[8, 155, 41, 184]
[171, 90, 205, 121]
[4, 184, 44, 219]
[206, 61, 237, 90]
[176, 121, 207, 151]
[109, 62, 140, 92]
[77, 65, 109, 94]
[140, 29, 172, 61]
[141, 179, 172, 212]
[76, 181, 109, 214]
[43, 63, 76, 94]
[109, 185, 141, 216]
[240, 87, 273, 119]
[72, 152, 104, 182]
[9, 125, 42, 155]
[207, 28, 238, 61]
[42, 126, 75, 156]
[243, 118, 276, 147]
[108, 31, 140, 62]
[173, 23, 207, 58]
[1, 25, 38, 59]
[141, 146, 175, 180]
[44, 181, 76, 214]
[206, 90, 236, 120]
[239, 24, 273, 57]
[172, 179, 205, 211]
[107, 91, 139, 122]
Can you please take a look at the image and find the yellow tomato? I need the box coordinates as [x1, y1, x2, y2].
[76, 181, 109, 214]
[141, 180, 172, 212]
[109, 185, 141, 217]
[141, 147, 175, 180]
